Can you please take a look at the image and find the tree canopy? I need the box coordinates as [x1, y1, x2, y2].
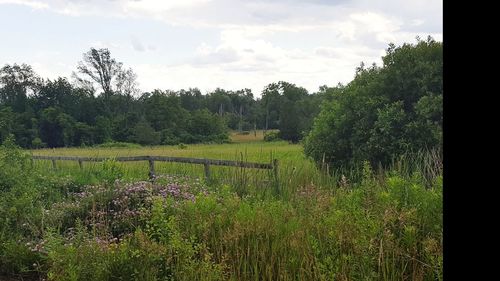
[303, 37, 442, 168]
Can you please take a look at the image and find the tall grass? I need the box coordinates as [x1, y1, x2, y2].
[0, 141, 443, 280]
[389, 148, 443, 187]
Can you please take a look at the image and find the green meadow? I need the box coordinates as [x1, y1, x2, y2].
[0, 139, 443, 281]
[29, 141, 323, 198]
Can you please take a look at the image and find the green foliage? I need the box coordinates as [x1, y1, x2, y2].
[0, 135, 31, 192]
[31, 137, 46, 148]
[0, 143, 442, 280]
[128, 118, 160, 146]
[187, 109, 229, 144]
[1, 61, 329, 148]
[0, 142, 47, 275]
[304, 37, 442, 169]
[261, 81, 322, 142]
[93, 159, 124, 184]
[263, 130, 281, 142]
[94, 116, 112, 144]
[0, 106, 15, 143]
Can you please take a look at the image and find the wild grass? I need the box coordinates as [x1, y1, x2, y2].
[1, 140, 443, 280]
[30, 141, 324, 198]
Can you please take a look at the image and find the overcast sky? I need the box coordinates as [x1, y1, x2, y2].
[0, 0, 442, 96]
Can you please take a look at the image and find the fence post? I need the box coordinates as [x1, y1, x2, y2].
[78, 159, 83, 169]
[148, 158, 155, 180]
[52, 159, 57, 170]
[273, 159, 279, 180]
[204, 161, 211, 182]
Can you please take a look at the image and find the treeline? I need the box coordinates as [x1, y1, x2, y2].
[1, 37, 442, 171]
[0, 48, 327, 148]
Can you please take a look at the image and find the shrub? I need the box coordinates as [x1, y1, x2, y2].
[31, 137, 47, 149]
[264, 131, 281, 142]
[304, 38, 442, 169]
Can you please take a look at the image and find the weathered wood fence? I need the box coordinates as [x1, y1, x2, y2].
[31, 155, 278, 181]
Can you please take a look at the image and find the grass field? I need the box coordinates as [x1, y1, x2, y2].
[229, 129, 277, 143]
[29, 141, 335, 199]
[1, 139, 443, 280]
[31, 140, 299, 162]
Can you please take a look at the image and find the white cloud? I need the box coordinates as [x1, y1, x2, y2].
[0, 0, 442, 96]
[131, 24, 385, 94]
[131, 36, 145, 52]
[90, 41, 122, 50]
[192, 46, 240, 65]
[124, 0, 212, 14]
[0, 0, 48, 9]
[411, 19, 425, 26]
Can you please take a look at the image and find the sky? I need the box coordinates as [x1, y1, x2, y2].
[0, 0, 442, 97]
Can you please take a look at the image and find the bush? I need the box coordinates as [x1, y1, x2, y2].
[304, 37, 442, 169]
[161, 129, 181, 145]
[31, 137, 46, 149]
[0, 135, 32, 192]
[92, 159, 124, 184]
[130, 120, 161, 146]
[264, 131, 281, 142]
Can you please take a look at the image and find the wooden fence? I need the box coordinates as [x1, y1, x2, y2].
[31, 155, 278, 181]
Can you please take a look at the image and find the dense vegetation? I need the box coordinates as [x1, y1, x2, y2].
[0, 139, 442, 281]
[0, 48, 326, 148]
[304, 37, 442, 169]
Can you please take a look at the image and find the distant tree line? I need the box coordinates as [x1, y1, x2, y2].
[0, 48, 327, 148]
[1, 37, 442, 171]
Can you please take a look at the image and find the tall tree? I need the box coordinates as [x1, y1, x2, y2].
[73, 48, 138, 98]
[116, 67, 140, 96]
[0, 64, 41, 112]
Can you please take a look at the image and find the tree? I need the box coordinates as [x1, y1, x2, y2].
[278, 82, 308, 142]
[131, 119, 160, 145]
[116, 67, 140, 96]
[73, 48, 138, 98]
[228, 89, 255, 132]
[142, 90, 188, 132]
[187, 109, 228, 143]
[261, 83, 281, 131]
[260, 81, 314, 142]
[0, 107, 14, 143]
[0, 64, 41, 112]
[34, 78, 73, 111]
[304, 37, 443, 169]
[179, 88, 204, 111]
[39, 107, 76, 147]
[94, 116, 112, 144]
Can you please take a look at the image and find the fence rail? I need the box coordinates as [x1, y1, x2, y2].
[31, 155, 278, 181]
